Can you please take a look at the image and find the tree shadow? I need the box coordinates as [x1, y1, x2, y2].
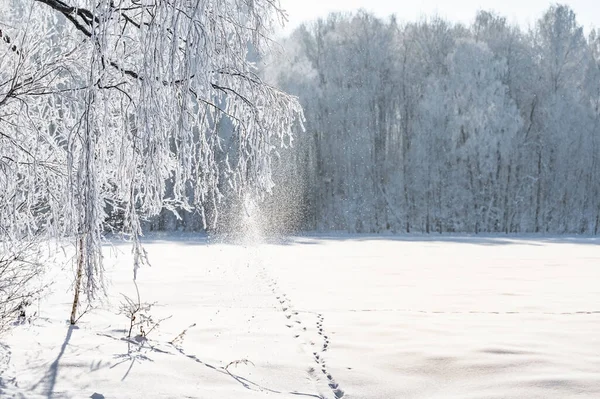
[97, 333, 172, 382]
[33, 325, 77, 399]
[171, 344, 323, 399]
[97, 332, 322, 397]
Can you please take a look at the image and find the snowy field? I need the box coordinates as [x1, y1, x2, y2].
[1, 235, 600, 398]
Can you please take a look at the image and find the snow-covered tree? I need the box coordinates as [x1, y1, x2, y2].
[267, 6, 600, 234]
[416, 39, 521, 232]
[0, 0, 302, 323]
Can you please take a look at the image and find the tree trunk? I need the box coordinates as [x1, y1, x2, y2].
[70, 236, 84, 325]
[534, 151, 542, 233]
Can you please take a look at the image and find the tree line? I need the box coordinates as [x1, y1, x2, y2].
[264, 5, 600, 234]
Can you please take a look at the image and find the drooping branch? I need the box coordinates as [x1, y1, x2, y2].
[1, 0, 303, 313]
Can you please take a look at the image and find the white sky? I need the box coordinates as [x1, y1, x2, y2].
[277, 0, 600, 35]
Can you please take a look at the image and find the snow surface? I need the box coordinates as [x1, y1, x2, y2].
[1, 235, 600, 398]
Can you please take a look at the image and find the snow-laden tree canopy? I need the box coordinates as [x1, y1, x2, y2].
[0, 0, 302, 308]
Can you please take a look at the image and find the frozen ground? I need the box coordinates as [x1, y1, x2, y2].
[1, 235, 600, 398]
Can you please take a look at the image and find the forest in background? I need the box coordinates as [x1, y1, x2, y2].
[256, 5, 600, 234]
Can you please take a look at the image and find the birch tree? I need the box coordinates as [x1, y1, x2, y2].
[0, 0, 303, 323]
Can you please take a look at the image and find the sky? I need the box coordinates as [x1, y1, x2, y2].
[277, 0, 600, 35]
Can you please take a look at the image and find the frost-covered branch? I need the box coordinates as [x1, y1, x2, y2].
[1, 0, 303, 321]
